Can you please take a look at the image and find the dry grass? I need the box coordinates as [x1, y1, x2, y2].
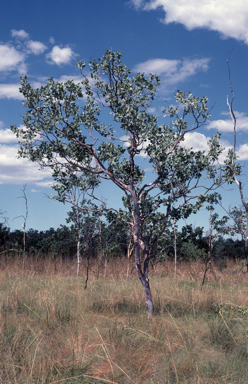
[0, 256, 248, 383]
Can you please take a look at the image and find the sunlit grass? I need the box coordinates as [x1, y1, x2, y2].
[0, 257, 248, 383]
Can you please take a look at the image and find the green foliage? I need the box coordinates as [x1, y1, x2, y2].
[227, 205, 247, 239]
[213, 237, 244, 261]
[223, 149, 242, 184]
[212, 303, 248, 317]
[0, 223, 10, 250]
[179, 240, 207, 261]
[66, 198, 100, 258]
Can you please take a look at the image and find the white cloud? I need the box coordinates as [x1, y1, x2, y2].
[132, 0, 248, 44]
[130, 0, 144, 7]
[0, 44, 26, 73]
[181, 131, 233, 164]
[35, 180, 55, 188]
[0, 126, 51, 185]
[121, 130, 248, 163]
[26, 40, 47, 55]
[57, 75, 83, 83]
[11, 29, 29, 39]
[133, 57, 210, 89]
[182, 132, 210, 152]
[0, 144, 52, 184]
[0, 128, 20, 144]
[0, 84, 22, 99]
[134, 58, 179, 75]
[181, 131, 248, 163]
[207, 111, 248, 132]
[0, 79, 47, 100]
[236, 143, 248, 161]
[221, 141, 248, 162]
[46, 45, 75, 65]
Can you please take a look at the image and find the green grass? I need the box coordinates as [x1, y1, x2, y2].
[0, 259, 248, 383]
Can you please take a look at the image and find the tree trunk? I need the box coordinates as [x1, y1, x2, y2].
[245, 211, 248, 272]
[126, 233, 133, 278]
[132, 190, 154, 315]
[104, 257, 107, 278]
[140, 274, 154, 315]
[173, 218, 177, 279]
[134, 241, 154, 315]
[23, 226, 26, 270]
[77, 239, 80, 277]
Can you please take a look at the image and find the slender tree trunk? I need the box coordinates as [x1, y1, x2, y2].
[104, 257, 107, 278]
[143, 248, 154, 315]
[134, 241, 154, 315]
[126, 233, 133, 278]
[23, 224, 26, 270]
[245, 211, 248, 272]
[131, 181, 154, 314]
[227, 58, 248, 273]
[99, 213, 105, 276]
[76, 238, 80, 277]
[174, 218, 177, 279]
[202, 213, 218, 288]
[141, 275, 154, 315]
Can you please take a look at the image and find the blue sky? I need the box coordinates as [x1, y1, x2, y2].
[0, 0, 248, 231]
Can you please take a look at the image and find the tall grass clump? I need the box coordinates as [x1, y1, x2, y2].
[0, 256, 248, 383]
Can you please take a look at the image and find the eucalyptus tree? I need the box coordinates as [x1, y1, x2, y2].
[65, 191, 100, 277]
[14, 184, 28, 269]
[12, 50, 226, 315]
[227, 206, 246, 240]
[202, 200, 229, 287]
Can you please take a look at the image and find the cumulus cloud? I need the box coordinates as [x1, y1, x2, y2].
[57, 75, 83, 83]
[181, 131, 234, 164]
[0, 127, 20, 143]
[46, 45, 76, 65]
[134, 58, 179, 75]
[0, 79, 48, 100]
[181, 131, 248, 163]
[131, 0, 144, 7]
[131, 0, 248, 44]
[133, 57, 210, 89]
[34, 180, 55, 188]
[236, 143, 248, 161]
[119, 131, 235, 163]
[11, 29, 29, 39]
[120, 130, 248, 164]
[26, 40, 47, 55]
[207, 111, 248, 132]
[0, 123, 53, 185]
[0, 84, 23, 99]
[0, 44, 26, 73]
[182, 132, 210, 152]
[0, 144, 52, 184]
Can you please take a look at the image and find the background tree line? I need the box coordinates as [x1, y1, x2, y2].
[0, 217, 245, 267]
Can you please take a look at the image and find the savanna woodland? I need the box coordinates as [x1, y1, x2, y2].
[1, 51, 248, 383]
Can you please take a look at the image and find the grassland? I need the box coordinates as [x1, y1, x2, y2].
[1, 256, 248, 383]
